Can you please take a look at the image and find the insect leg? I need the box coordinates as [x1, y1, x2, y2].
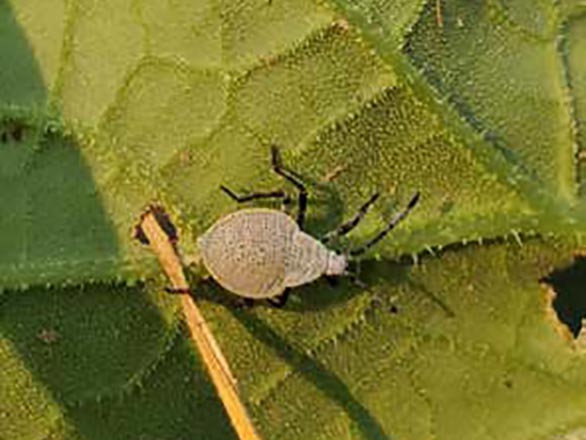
[164, 287, 191, 295]
[321, 192, 380, 243]
[267, 288, 291, 308]
[220, 185, 287, 203]
[271, 145, 308, 229]
[349, 192, 420, 257]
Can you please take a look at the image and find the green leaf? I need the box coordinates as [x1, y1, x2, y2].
[404, 0, 574, 202]
[0, 284, 235, 440]
[5, 0, 580, 285]
[1, 0, 586, 439]
[214, 237, 586, 440]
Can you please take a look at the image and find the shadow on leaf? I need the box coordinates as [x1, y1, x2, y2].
[230, 305, 392, 440]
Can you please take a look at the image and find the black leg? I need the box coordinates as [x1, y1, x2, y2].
[220, 185, 287, 203]
[164, 287, 191, 295]
[321, 192, 380, 243]
[267, 288, 291, 308]
[271, 145, 308, 229]
[349, 192, 420, 257]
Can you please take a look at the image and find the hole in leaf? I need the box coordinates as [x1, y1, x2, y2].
[541, 257, 586, 338]
[134, 204, 178, 246]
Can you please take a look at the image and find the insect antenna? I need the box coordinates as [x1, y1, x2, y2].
[348, 192, 420, 257]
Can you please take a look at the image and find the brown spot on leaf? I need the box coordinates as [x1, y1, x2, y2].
[2, 120, 27, 143]
[332, 19, 350, 33]
[436, 0, 444, 29]
[321, 165, 346, 182]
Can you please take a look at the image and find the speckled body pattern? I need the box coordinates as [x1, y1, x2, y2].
[197, 208, 329, 299]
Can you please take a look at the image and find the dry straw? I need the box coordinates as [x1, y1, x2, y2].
[139, 209, 262, 440]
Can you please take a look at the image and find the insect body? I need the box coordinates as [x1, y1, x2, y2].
[198, 209, 347, 300]
[197, 146, 419, 307]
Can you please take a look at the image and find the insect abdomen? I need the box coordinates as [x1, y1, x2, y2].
[284, 231, 328, 287]
[198, 209, 297, 298]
